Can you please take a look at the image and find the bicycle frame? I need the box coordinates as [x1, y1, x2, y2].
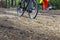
[18, 0, 30, 11]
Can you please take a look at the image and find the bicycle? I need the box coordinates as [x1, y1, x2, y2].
[17, 0, 38, 19]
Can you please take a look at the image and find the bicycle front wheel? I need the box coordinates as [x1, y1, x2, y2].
[28, 0, 38, 19]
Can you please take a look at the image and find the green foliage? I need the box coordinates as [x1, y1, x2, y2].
[56, 0, 60, 9]
[3, 0, 19, 7]
[50, 0, 60, 9]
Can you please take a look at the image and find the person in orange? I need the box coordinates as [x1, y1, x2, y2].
[42, 0, 49, 10]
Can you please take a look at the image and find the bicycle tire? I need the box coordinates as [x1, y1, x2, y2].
[28, 0, 38, 19]
[17, 1, 24, 17]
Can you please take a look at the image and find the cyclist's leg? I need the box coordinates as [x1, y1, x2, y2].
[29, 0, 37, 10]
[25, 0, 33, 9]
[29, 0, 33, 10]
[25, 0, 28, 2]
[28, 0, 33, 13]
[25, 0, 31, 9]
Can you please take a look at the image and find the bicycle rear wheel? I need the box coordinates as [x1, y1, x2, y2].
[28, 0, 38, 19]
[17, 1, 24, 17]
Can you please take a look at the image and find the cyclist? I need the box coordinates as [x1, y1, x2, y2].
[37, 0, 49, 10]
[42, 0, 49, 10]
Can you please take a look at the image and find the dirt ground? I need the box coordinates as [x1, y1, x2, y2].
[0, 8, 60, 40]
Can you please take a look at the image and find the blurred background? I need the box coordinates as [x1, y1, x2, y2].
[0, 0, 60, 9]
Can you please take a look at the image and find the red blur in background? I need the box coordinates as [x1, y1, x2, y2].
[42, 0, 49, 10]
